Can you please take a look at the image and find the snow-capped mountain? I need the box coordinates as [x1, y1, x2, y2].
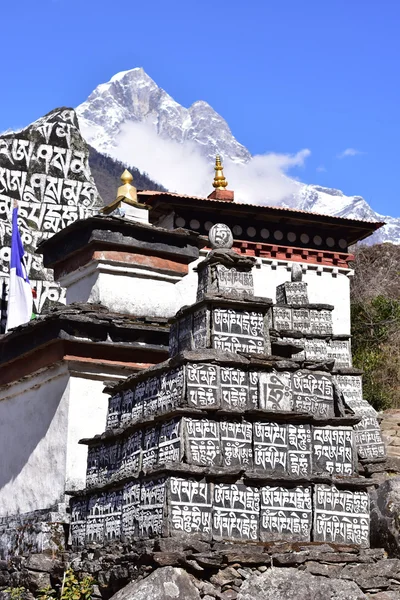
[77, 68, 250, 165]
[76, 67, 399, 245]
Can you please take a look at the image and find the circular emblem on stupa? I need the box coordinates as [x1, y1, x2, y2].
[208, 223, 234, 249]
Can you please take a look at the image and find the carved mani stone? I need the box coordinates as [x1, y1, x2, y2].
[213, 483, 260, 541]
[169, 477, 212, 539]
[186, 363, 220, 409]
[208, 223, 234, 249]
[312, 426, 355, 477]
[334, 375, 386, 462]
[260, 485, 312, 542]
[313, 485, 370, 547]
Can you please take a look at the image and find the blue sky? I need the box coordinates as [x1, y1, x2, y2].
[1, 0, 399, 216]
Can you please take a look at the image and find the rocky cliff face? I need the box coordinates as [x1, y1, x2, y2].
[76, 67, 400, 245]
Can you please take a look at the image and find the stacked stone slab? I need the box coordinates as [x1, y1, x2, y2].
[270, 263, 386, 464]
[70, 224, 380, 551]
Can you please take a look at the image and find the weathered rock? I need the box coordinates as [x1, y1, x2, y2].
[210, 567, 240, 587]
[305, 560, 343, 578]
[153, 551, 184, 566]
[108, 566, 201, 600]
[26, 553, 60, 573]
[371, 477, 400, 557]
[237, 567, 367, 600]
[366, 593, 400, 600]
[272, 552, 309, 566]
[340, 559, 400, 590]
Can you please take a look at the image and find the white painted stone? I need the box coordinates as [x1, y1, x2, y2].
[0, 362, 111, 516]
[60, 260, 184, 318]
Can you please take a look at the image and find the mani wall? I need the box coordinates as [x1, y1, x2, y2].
[69, 224, 385, 550]
[0, 108, 103, 318]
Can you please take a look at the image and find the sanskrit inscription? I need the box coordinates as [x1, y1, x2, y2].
[220, 367, 249, 411]
[212, 308, 265, 354]
[186, 363, 219, 408]
[169, 477, 212, 538]
[260, 485, 312, 542]
[312, 427, 355, 476]
[314, 485, 370, 547]
[184, 418, 221, 466]
[213, 483, 259, 541]
[220, 421, 253, 468]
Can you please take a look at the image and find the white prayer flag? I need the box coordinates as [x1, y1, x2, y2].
[5, 204, 33, 332]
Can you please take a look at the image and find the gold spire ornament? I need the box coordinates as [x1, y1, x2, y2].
[102, 169, 149, 215]
[117, 169, 138, 204]
[213, 155, 228, 190]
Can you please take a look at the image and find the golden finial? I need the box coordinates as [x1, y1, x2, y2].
[101, 169, 143, 214]
[120, 169, 134, 185]
[213, 155, 228, 190]
[117, 169, 137, 204]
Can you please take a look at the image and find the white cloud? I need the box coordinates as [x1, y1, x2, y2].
[316, 165, 327, 172]
[110, 120, 311, 206]
[337, 148, 363, 159]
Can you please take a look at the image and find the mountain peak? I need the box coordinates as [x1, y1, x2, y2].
[76, 69, 399, 245]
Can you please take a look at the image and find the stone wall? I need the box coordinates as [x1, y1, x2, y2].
[0, 540, 399, 600]
[380, 410, 400, 458]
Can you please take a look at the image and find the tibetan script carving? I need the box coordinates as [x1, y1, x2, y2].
[276, 282, 309, 305]
[186, 363, 219, 409]
[312, 427, 355, 476]
[184, 418, 221, 466]
[122, 481, 141, 539]
[292, 371, 334, 418]
[260, 485, 312, 542]
[314, 485, 370, 547]
[213, 483, 259, 541]
[259, 371, 292, 411]
[138, 478, 166, 538]
[158, 418, 182, 464]
[220, 421, 253, 468]
[220, 367, 249, 411]
[169, 477, 212, 538]
[212, 308, 265, 354]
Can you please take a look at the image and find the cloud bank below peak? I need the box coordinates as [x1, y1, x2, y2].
[109, 120, 310, 205]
